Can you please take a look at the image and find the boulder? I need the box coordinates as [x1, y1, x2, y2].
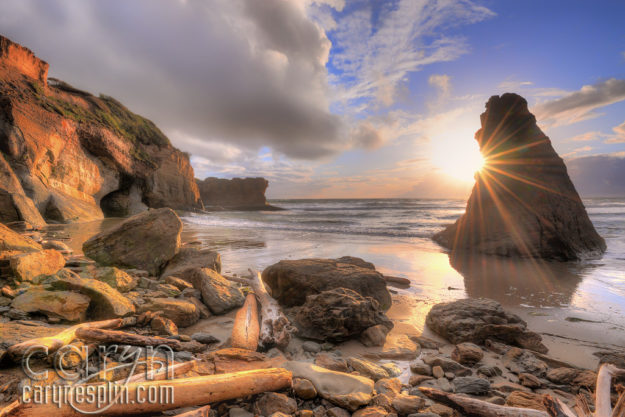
[295, 288, 393, 342]
[150, 316, 178, 336]
[48, 269, 135, 319]
[293, 378, 317, 400]
[425, 298, 547, 352]
[182, 268, 244, 314]
[501, 348, 548, 377]
[262, 257, 391, 309]
[360, 324, 391, 347]
[422, 356, 471, 377]
[139, 298, 199, 327]
[452, 377, 490, 395]
[353, 407, 389, 417]
[0, 223, 42, 258]
[10, 249, 65, 283]
[391, 395, 425, 415]
[505, 391, 546, 411]
[451, 343, 484, 366]
[160, 247, 222, 278]
[433, 93, 605, 261]
[83, 208, 182, 275]
[347, 357, 390, 381]
[315, 352, 349, 372]
[285, 361, 375, 411]
[44, 191, 103, 223]
[11, 288, 90, 322]
[196, 177, 279, 210]
[84, 266, 138, 292]
[253, 392, 297, 416]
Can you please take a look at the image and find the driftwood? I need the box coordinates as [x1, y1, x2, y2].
[125, 360, 196, 383]
[75, 327, 182, 350]
[223, 274, 253, 285]
[420, 364, 625, 417]
[231, 294, 260, 351]
[7, 367, 292, 417]
[248, 269, 294, 350]
[172, 405, 211, 417]
[6, 318, 122, 362]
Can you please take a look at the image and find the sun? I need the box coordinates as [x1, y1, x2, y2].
[429, 123, 485, 183]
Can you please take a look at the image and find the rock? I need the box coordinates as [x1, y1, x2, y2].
[262, 258, 391, 309]
[365, 334, 420, 361]
[184, 295, 212, 319]
[546, 367, 596, 389]
[182, 268, 244, 314]
[407, 414, 438, 417]
[361, 324, 391, 347]
[422, 356, 471, 376]
[348, 357, 390, 381]
[196, 177, 280, 210]
[150, 316, 178, 336]
[452, 377, 490, 395]
[477, 365, 502, 377]
[253, 392, 297, 416]
[0, 153, 46, 228]
[285, 361, 375, 411]
[44, 191, 103, 223]
[381, 363, 402, 378]
[83, 208, 182, 275]
[191, 332, 220, 345]
[302, 341, 322, 353]
[0, 223, 42, 258]
[86, 267, 138, 292]
[519, 373, 542, 388]
[486, 396, 506, 405]
[139, 298, 199, 327]
[374, 378, 402, 396]
[502, 348, 548, 377]
[155, 283, 181, 297]
[229, 407, 254, 417]
[391, 394, 425, 415]
[160, 247, 222, 278]
[353, 406, 390, 417]
[451, 343, 483, 366]
[327, 407, 351, 417]
[410, 360, 432, 376]
[295, 288, 393, 342]
[42, 240, 72, 253]
[490, 381, 529, 393]
[10, 249, 65, 283]
[436, 377, 453, 392]
[433, 93, 605, 260]
[425, 298, 547, 353]
[165, 275, 194, 291]
[409, 375, 433, 386]
[293, 378, 317, 400]
[48, 269, 135, 318]
[315, 352, 349, 372]
[505, 391, 546, 411]
[432, 365, 444, 379]
[11, 288, 90, 322]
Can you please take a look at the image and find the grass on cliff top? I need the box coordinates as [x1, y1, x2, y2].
[28, 79, 171, 149]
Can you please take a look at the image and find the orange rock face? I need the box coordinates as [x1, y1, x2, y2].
[0, 35, 202, 223]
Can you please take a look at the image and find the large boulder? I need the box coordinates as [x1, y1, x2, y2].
[139, 298, 200, 327]
[10, 249, 65, 283]
[83, 208, 182, 275]
[182, 268, 244, 314]
[285, 361, 375, 411]
[160, 247, 222, 278]
[295, 288, 393, 342]
[48, 269, 135, 319]
[196, 177, 279, 210]
[0, 153, 46, 228]
[433, 93, 606, 260]
[0, 223, 42, 258]
[84, 266, 138, 293]
[262, 257, 391, 309]
[11, 288, 90, 322]
[426, 298, 547, 353]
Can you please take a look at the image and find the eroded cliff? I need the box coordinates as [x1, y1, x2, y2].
[196, 177, 279, 210]
[0, 35, 202, 224]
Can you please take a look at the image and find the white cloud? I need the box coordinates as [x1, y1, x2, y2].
[605, 121, 625, 144]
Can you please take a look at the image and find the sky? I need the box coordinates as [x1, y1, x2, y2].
[1, 0, 624, 198]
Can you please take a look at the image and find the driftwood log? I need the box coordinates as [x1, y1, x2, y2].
[75, 327, 182, 350]
[248, 269, 294, 350]
[4, 367, 292, 417]
[231, 294, 260, 351]
[172, 405, 211, 417]
[125, 360, 196, 383]
[420, 364, 625, 417]
[6, 318, 122, 362]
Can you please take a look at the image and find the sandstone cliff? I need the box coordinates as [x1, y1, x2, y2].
[196, 177, 280, 210]
[433, 93, 606, 261]
[0, 35, 202, 224]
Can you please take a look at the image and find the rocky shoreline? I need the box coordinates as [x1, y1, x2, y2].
[1, 210, 624, 417]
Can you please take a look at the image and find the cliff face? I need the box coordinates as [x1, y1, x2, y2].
[433, 93, 606, 261]
[0, 35, 202, 223]
[196, 177, 275, 210]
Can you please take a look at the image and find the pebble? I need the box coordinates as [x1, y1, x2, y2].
[381, 362, 402, 377]
[229, 407, 254, 417]
[293, 378, 317, 400]
[191, 332, 220, 344]
[432, 365, 444, 379]
[327, 407, 351, 417]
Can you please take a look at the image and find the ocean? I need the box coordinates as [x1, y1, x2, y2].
[181, 198, 625, 366]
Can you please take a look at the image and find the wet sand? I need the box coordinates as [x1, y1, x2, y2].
[53, 215, 625, 370]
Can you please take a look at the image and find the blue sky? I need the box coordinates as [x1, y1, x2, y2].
[1, 0, 624, 197]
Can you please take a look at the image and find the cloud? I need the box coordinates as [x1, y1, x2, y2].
[605, 121, 625, 144]
[562, 145, 593, 158]
[533, 78, 625, 126]
[351, 121, 386, 150]
[568, 131, 605, 142]
[566, 154, 625, 197]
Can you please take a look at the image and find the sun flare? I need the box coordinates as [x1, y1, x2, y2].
[429, 123, 485, 183]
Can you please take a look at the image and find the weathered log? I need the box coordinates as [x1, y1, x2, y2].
[6, 318, 122, 362]
[419, 387, 549, 417]
[75, 327, 182, 350]
[595, 364, 625, 417]
[248, 269, 294, 350]
[8, 367, 292, 417]
[231, 294, 260, 351]
[126, 360, 196, 383]
[542, 395, 576, 417]
[172, 405, 211, 417]
[223, 275, 252, 285]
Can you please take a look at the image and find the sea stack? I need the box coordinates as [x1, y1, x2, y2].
[434, 93, 606, 260]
